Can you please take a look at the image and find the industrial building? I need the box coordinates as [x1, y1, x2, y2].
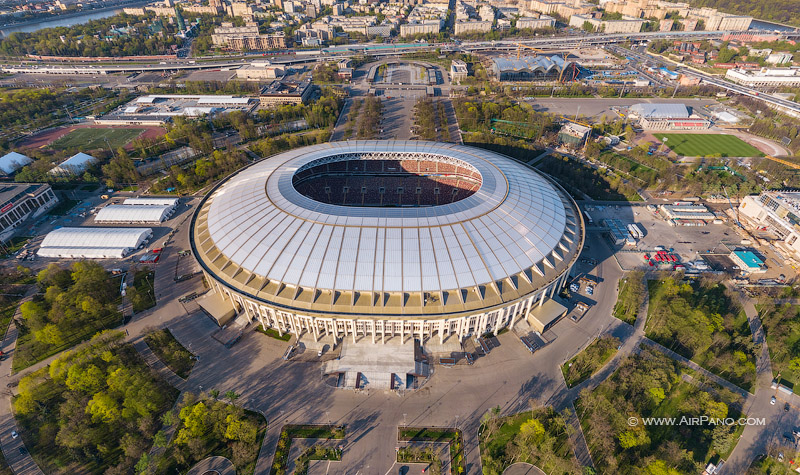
[97, 95, 258, 126]
[259, 79, 313, 107]
[558, 123, 591, 147]
[729, 249, 766, 273]
[236, 63, 285, 81]
[660, 203, 716, 224]
[725, 68, 800, 87]
[0, 152, 32, 175]
[738, 191, 800, 263]
[191, 140, 583, 346]
[37, 227, 153, 259]
[0, 184, 58, 243]
[94, 204, 175, 224]
[450, 60, 468, 83]
[628, 103, 710, 130]
[48, 152, 97, 177]
[491, 55, 578, 81]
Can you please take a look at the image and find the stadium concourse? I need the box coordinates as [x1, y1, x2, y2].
[191, 141, 584, 387]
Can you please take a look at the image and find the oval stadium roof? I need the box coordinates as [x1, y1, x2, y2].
[192, 141, 583, 317]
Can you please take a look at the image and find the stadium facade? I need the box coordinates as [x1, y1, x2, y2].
[191, 141, 584, 343]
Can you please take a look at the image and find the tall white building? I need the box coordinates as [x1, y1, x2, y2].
[739, 191, 800, 263]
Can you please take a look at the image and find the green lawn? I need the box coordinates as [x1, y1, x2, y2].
[612, 271, 645, 325]
[49, 127, 144, 151]
[131, 269, 156, 313]
[46, 198, 79, 216]
[398, 427, 465, 475]
[655, 133, 763, 157]
[271, 425, 346, 475]
[561, 336, 620, 388]
[256, 324, 292, 341]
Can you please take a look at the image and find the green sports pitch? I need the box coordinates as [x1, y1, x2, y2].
[654, 133, 763, 158]
[49, 127, 144, 151]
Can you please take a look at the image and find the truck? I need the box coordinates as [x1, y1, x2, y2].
[627, 223, 642, 239]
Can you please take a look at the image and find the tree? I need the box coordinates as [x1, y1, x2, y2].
[86, 391, 122, 423]
[519, 418, 545, 443]
[224, 390, 240, 404]
[175, 402, 209, 445]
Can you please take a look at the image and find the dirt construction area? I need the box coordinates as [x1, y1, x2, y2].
[16, 124, 167, 150]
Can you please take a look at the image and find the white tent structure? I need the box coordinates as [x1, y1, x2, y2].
[38, 227, 152, 258]
[123, 197, 179, 209]
[0, 152, 32, 175]
[48, 152, 97, 177]
[95, 204, 173, 223]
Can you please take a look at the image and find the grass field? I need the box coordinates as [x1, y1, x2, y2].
[49, 127, 144, 151]
[655, 133, 763, 157]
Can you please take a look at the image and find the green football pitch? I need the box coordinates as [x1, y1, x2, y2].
[655, 133, 763, 158]
[49, 127, 144, 151]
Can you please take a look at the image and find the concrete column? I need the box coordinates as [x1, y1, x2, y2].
[382, 321, 385, 344]
[352, 320, 357, 343]
[401, 320, 405, 345]
[493, 311, 502, 335]
[313, 322, 319, 342]
[539, 290, 546, 307]
[439, 321, 444, 344]
[332, 319, 338, 340]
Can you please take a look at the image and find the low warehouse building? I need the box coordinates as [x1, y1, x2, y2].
[38, 227, 153, 258]
[95, 204, 174, 224]
[628, 103, 710, 130]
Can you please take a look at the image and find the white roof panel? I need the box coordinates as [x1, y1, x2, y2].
[197, 141, 579, 296]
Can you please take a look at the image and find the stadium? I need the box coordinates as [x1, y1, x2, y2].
[190, 141, 584, 345]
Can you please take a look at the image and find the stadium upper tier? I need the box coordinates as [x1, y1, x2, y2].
[191, 141, 583, 318]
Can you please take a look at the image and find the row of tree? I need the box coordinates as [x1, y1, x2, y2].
[14, 331, 177, 475]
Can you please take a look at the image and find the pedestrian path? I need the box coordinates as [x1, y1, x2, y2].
[133, 339, 188, 391]
[0, 288, 44, 475]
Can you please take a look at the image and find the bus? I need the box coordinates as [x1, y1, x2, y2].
[583, 210, 593, 225]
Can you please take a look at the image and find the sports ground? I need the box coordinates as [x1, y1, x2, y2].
[655, 133, 764, 158]
[48, 127, 145, 151]
[16, 124, 166, 151]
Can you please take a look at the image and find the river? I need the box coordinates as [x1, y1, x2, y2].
[750, 19, 799, 32]
[0, 3, 149, 38]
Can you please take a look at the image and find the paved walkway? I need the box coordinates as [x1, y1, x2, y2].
[134, 339, 188, 391]
[502, 462, 546, 475]
[187, 455, 236, 475]
[641, 337, 752, 398]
